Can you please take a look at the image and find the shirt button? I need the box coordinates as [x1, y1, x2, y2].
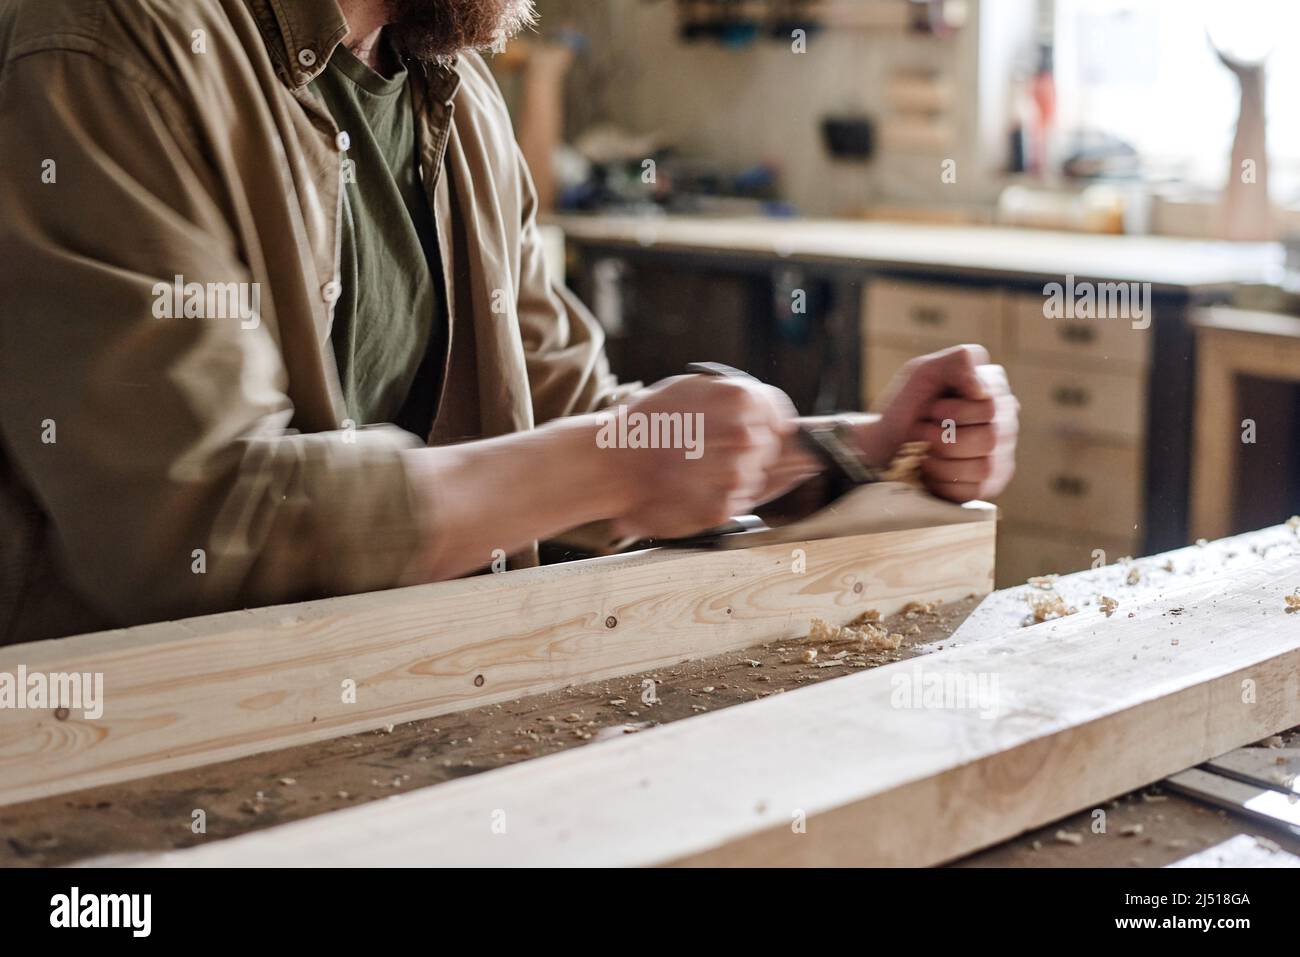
[322, 280, 342, 304]
[335, 131, 351, 152]
[297, 48, 318, 68]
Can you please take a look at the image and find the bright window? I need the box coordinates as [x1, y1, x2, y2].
[1053, 0, 1300, 201]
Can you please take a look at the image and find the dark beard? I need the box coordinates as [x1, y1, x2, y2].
[386, 0, 536, 64]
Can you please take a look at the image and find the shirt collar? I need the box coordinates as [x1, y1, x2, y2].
[244, 0, 461, 94]
[243, 0, 348, 87]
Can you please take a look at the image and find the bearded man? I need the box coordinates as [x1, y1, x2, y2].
[0, 1, 1018, 643]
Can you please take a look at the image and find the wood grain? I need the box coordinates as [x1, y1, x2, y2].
[148, 552, 1300, 867]
[0, 516, 995, 807]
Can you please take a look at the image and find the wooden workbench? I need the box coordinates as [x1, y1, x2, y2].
[2, 524, 1296, 868]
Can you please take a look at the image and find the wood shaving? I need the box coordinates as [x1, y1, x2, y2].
[880, 441, 930, 484]
[1054, 829, 1083, 846]
[843, 620, 903, 651]
[1027, 589, 1077, 623]
[1286, 591, 1300, 613]
[1099, 596, 1119, 618]
[803, 615, 901, 651]
[800, 648, 818, 664]
[806, 618, 838, 644]
[900, 600, 940, 618]
[1027, 574, 1059, 590]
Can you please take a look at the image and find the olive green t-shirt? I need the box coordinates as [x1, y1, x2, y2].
[311, 40, 444, 439]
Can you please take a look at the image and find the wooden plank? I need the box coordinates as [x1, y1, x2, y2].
[0, 506, 995, 808]
[1167, 834, 1300, 868]
[148, 552, 1300, 867]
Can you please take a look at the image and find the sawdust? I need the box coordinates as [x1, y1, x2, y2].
[1098, 596, 1119, 618]
[1286, 590, 1300, 613]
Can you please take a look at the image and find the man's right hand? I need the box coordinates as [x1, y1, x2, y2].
[610, 374, 797, 541]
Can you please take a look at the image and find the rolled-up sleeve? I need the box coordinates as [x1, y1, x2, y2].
[0, 49, 433, 626]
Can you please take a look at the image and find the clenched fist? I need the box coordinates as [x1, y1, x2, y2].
[611, 373, 799, 540]
[868, 344, 1019, 502]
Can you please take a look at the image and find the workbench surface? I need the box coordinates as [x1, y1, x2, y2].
[2, 525, 1297, 868]
[549, 214, 1283, 292]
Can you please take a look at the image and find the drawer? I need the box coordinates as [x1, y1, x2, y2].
[996, 523, 1139, 589]
[1000, 434, 1143, 539]
[865, 279, 1004, 351]
[1010, 292, 1152, 369]
[1012, 362, 1146, 443]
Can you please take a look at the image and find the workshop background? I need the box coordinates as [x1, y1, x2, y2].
[490, 0, 1300, 587]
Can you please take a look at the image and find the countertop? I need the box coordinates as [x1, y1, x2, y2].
[549, 213, 1284, 293]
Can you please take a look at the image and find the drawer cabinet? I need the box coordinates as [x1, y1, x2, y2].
[863, 277, 1149, 587]
[1001, 434, 1143, 540]
[1009, 292, 1151, 370]
[1011, 362, 1146, 443]
[866, 279, 1004, 353]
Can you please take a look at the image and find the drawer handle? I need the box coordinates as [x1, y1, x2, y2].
[910, 306, 945, 327]
[1050, 474, 1090, 497]
[1051, 385, 1090, 407]
[1058, 323, 1097, 344]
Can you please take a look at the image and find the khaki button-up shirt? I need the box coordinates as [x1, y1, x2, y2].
[0, 0, 634, 643]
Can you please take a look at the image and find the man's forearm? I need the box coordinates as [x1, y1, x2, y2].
[400, 414, 627, 582]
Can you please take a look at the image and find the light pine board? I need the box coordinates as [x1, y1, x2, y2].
[0, 514, 994, 807]
[150, 553, 1300, 867]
